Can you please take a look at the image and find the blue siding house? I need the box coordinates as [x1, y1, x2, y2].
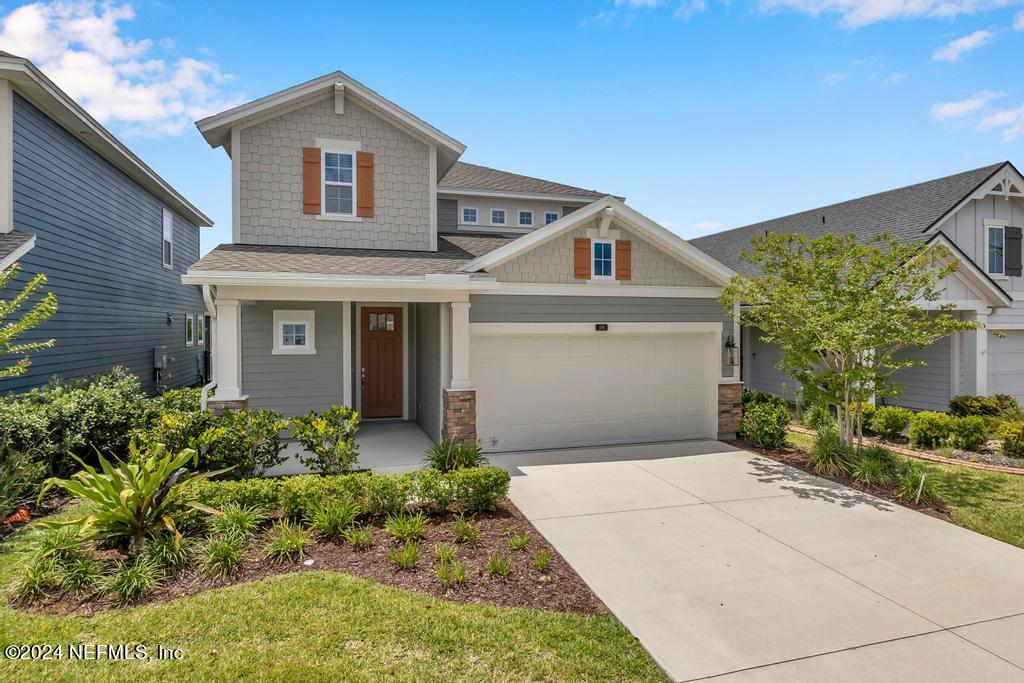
[0, 53, 213, 394]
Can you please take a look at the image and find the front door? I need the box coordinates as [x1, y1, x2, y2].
[360, 307, 403, 418]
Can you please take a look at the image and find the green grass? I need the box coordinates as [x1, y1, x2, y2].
[787, 430, 1024, 549]
[0, 532, 663, 683]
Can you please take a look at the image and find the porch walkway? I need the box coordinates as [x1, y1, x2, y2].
[264, 421, 434, 476]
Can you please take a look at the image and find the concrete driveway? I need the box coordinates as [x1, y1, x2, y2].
[500, 442, 1024, 682]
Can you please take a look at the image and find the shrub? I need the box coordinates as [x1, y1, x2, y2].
[909, 411, 956, 450]
[870, 406, 912, 440]
[894, 460, 942, 505]
[210, 504, 265, 539]
[342, 525, 373, 550]
[198, 533, 247, 579]
[104, 557, 163, 604]
[191, 477, 281, 513]
[949, 416, 988, 452]
[206, 409, 289, 477]
[141, 534, 193, 571]
[434, 559, 467, 588]
[851, 446, 896, 487]
[278, 473, 368, 519]
[39, 445, 223, 554]
[25, 525, 87, 562]
[148, 388, 202, 415]
[531, 550, 552, 572]
[742, 388, 788, 409]
[740, 402, 790, 450]
[264, 520, 315, 563]
[808, 427, 852, 476]
[447, 467, 510, 513]
[305, 497, 360, 539]
[8, 558, 58, 601]
[54, 552, 105, 593]
[949, 394, 1021, 418]
[507, 530, 530, 551]
[433, 543, 457, 565]
[802, 403, 835, 432]
[385, 511, 428, 543]
[858, 403, 876, 431]
[291, 404, 360, 475]
[0, 447, 45, 521]
[997, 422, 1024, 458]
[133, 408, 217, 459]
[453, 514, 479, 545]
[486, 552, 511, 579]
[365, 473, 414, 516]
[412, 469, 454, 514]
[388, 542, 420, 570]
[423, 439, 488, 473]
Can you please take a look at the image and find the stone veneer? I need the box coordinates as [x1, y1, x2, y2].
[207, 397, 250, 415]
[718, 383, 743, 436]
[442, 389, 477, 444]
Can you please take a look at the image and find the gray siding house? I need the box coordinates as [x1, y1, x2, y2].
[0, 53, 212, 394]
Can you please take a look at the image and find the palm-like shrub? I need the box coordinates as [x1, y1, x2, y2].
[210, 503, 265, 539]
[264, 520, 315, 563]
[851, 446, 896, 487]
[808, 426, 852, 476]
[39, 444, 224, 554]
[104, 556, 164, 604]
[198, 533, 247, 579]
[801, 404, 835, 432]
[305, 497, 360, 539]
[423, 439, 488, 473]
[291, 405, 360, 474]
[385, 511, 428, 543]
[894, 460, 942, 505]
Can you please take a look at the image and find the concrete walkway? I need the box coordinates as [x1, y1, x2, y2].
[505, 441, 1024, 682]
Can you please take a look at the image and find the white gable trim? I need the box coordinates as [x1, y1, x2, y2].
[925, 233, 1011, 308]
[0, 234, 35, 271]
[925, 162, 1024, 234]
[458, 196, 736, 286]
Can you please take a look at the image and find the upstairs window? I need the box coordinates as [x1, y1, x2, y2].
[491, 209, 507, 226]
[324, 151, 354, 215]
[593, 240, 613, 278]
[162, 208, 173, 269]
[518, 210, 533, 226]
[989, 225, 1005, 275]
[544, 211, 559, 225]
[462, 207, 478, 224]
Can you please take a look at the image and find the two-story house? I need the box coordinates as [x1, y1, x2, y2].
[0, 53, 211, 394]
[185, 71, 742, 455]
[693, 163, 1024, 410]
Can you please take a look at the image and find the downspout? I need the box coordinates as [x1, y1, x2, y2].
[200, 284, 217, 411]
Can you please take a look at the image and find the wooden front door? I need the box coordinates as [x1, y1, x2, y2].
[360, 307, 403, 418]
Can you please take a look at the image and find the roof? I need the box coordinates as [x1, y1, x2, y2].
[0, 231, 35, 270]
[0, 53, 212, 227]
[439, 162, 613, 201]
[691, 162, 1008, 276]
[189, 234, 512, 277]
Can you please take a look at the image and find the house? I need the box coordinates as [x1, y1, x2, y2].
[0, 53, 212, 394]
[184, 71, 742, 453]
[692, 163, 1023, 410]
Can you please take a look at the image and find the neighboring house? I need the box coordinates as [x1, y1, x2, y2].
[185, 71, 741, 452]
[0, 53, 212, 394]
[692, 162, 1024, 411]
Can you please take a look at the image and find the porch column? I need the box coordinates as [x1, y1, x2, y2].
[212, 299, 245, 403]
[450, 301, 472, 390]
[443, 301, 476, 444]
[970, 308, 990, 396]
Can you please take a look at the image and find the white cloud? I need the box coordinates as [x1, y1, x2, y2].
[980, 105, 1024, 140]
[930, 90, 1002, 120]
[823, 71, 849, 86]
[1015, 9, 1024, 28]
[884, 71, 907, 85]
[674, 0, 709, 19]
[0, 1, 240, 136]
[933, 29, 994, 62]
[615, 0, 660, 5]
[758, 0, 1016, 29]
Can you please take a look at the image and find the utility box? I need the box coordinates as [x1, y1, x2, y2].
[153, 345, 168, 369]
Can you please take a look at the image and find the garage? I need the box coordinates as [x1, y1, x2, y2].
[470, 323, 720, 452]
[989, 330, 1024, 404]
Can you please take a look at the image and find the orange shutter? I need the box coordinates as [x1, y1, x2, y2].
[302, 147, 321, 215]
[574, 238, 591, 280]
[615, 240, 632, 280]
[356, 151, 374, 217]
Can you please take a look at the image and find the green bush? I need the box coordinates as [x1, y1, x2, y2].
[198, 533, 246, 579]
[365, 473, 415, 515]
[54, 552, 105, 593]
[385, 511, 428, 543]
[453, 514, 479, 545]
[342, 525, 373, 549]
[909, 411, 956, 450]
[949, 415, 988, 452]
[141, 534, 193, 572]
[423, 439, 488, 473]
[291, 404, 360, 474]
[104, 556, 164, 604]
[997, 422, 1024, 457]
[263, 520, 315, 563]
[305, 498, 360, 539]
[210, 504, 265, 539]
[531, 550, 552, 572]
[434, 558, 467, 588]
[0, 447, 45, 521]
[858, 403, 876, 432]
[740, 402, 790, 450]
[949, 394, 1021, 418]
[870, 406, 912, 440]
[851, 446, 896, 487]
[278, 473, 369, 519]
[742, 388, 788, 409]
[808, 426, 852, 476]
[206, 409, 289, 477]
[133, 408, 218, 456]
[148, 388, 202, 415]
[486, 552, 512, 579]
[446, 467, 510, 513]
[894, 459, 942, 505]
[411, 469, 455, 514]
[191, 477, 281, 512]
[801, 403, 835, 432]
[507, 530, 530, 551]
[388, 542, 421, 571]
[8, 557, 59, 601]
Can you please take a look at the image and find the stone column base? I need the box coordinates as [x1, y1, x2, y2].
[718, 383, 743, 438]
[442, 389, 477, 445]
[207, 397, 249, 415]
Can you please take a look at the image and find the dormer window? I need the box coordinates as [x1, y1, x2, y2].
[518, 210, 533, 227]
[593, 240, 614, 279]
[491, 209, 507, 226]
[462, 207, 478, 224]
[544, 212, 559, 225]
[324, 151, 355, 215]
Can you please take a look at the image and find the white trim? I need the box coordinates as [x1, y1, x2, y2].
[984, 219, 1008, 279]
[489, 208, 508, 226]
[925, 163, 1024, 235]
[544, 211, 560, 225]
[429, 144, 438, 252]
[272, 309, 316, 355]
[315, 214, 363, 223]
[461, 196, 736, 286]
[334, 83, 345, 115]
[320, 142, 359, 218]
[517, 210, 534, 228]
[470, 321, 723, 336]
[161, 208, 173, 270]
[450, 302, 472, 391]
[342, 302, 353, 407]
[230, 126, 240, 242]
[969, 309, 989, 395]
[185, 314, 195, 347]
[182, 271, 497, 291]
[213, 299, 244, 401]
[925, 233, 1012, 307]
[484, 282, 724, 298]
[0, 234, 35, 271]
[0, 80, 12, 234]
[461, 206, 479, 225]
[591, 238, 615, 282]
[456, 224, 532, 235]
[197, 314, 205, 346]
[355, 303, 409, 420]
[951, 325, 960, 397]
[439, 187, 600, 204]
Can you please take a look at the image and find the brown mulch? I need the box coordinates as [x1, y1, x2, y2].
[16, 500, 608, 618]
[726, 439, 954, 523]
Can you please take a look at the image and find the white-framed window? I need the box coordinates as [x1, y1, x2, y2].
[272, 309, 316, 355]
[544, 211, 559, 225]
[196, 315, 204, 346]
[987, 221, 1006, 276]
[323, 150, 355, 215]
[462, 207, 478, 224]
[161, 208, 173, 269]
[592, 240, 614, 280]
[518, 210, 533, 227]
[490, 209, 507, 226]
[185, 314, 194, 347]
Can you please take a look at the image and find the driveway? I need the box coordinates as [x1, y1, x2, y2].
[499, 442, 1024, 682]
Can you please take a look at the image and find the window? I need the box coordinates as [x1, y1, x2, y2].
[593, 240, 613, 278]
[989, 224, 1005, 275]
[185, 315, 194, 347]
[272, 310, 316, 354]
[324, 151, 354, 215]
[162, 208, 173, 269]
[368, 312, 396, 331]
[544, 211, 559, 225]
[462, 207, 478, 224]
[518, 210, 533, 227]
[196, 315, 204, 345]
[490, 209, 507, 225]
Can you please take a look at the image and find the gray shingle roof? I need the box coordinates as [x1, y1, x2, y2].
[691, 162, 1007, 276]
[191, 234, 512, 277]
[439, 161, 609, 199]
[0, 231, 34, 263]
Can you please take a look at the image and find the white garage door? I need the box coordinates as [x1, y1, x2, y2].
[989, 330, 1024, 404]
[471, 327, 716, 452]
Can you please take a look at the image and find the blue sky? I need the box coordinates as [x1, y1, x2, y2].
[2, 0, 1024, 253]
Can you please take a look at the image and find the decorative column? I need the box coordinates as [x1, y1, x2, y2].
[209, 298, 248, 412]
[718, 383, 743, 438]
[971, 309, 990, 396]
[443, 301, 476, 444]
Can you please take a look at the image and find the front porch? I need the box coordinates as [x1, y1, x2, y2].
[266, 420, 436, 475]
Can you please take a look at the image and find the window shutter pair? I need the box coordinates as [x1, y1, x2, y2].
[301, 147, 374, 217]
[1007, 226, 1023, 277]
[572, 238, 632, 280]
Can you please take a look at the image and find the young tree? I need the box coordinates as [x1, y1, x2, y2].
[721, 232, 979, 449]
[1, 263, 57, 378]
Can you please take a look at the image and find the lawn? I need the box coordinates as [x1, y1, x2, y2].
[787, 430, 1024, 549]
[0, 543, 665, 682]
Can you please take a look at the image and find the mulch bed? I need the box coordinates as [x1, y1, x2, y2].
[14, 500, 607, 618]
[726, 438, 954, 523]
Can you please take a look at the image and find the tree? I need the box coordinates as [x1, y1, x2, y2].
[1, 263, 58, 379]
[721, 232, 980, 450]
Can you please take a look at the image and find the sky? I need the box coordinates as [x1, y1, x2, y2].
[2, 0, 1024, 254]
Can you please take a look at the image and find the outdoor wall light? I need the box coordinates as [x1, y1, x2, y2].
[724, 335, 739, 367]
